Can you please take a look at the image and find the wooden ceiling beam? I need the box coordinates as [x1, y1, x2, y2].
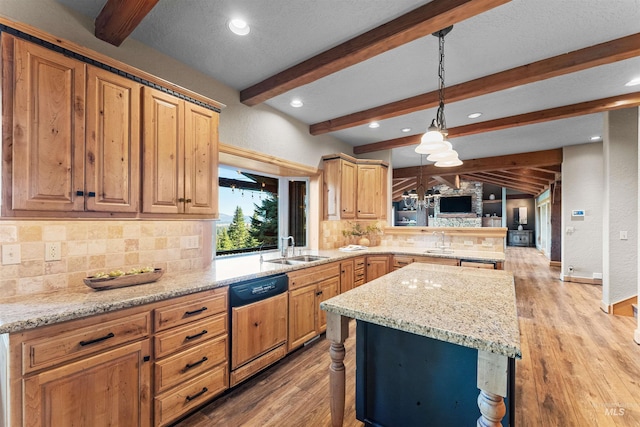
[472, 171, 546, 191]
[393, 149, 562, 179]
[509, 168, 557, 181]
[530, 165, 562, 174]
[462, 174, 539, 195]
[240, 0, 510, 106]
[315, 32, 640, 135]
[433, 175, 460, 189]
[488, 170, 552, 185]
[95, 0, 159, 47]
[354, 92, 640, 154]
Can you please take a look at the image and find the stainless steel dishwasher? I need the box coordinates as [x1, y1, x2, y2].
[228, 273, 289, 387]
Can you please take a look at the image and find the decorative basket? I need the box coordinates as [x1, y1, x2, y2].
[84, 268, 163, 291]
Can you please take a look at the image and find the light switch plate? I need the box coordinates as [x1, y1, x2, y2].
[2, 244, 21, 265]
[45, 242, 62, 261]
[620, 231, 628, 240]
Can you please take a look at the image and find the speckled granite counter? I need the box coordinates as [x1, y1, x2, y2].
[0, 246, 505, 335]
[320, 262, 520, 358]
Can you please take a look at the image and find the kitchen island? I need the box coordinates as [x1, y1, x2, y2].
[320, 262, 521, 426]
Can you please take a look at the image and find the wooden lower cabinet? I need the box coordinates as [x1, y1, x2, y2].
[23, 340, 151, 427]
[366, 255, 390, 282]
[340, 259, 355, 293]
[287, 262, 341, 351]
[5, 289, 229, 427]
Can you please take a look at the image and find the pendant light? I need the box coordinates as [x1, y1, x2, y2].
[414, 26, 462, 167]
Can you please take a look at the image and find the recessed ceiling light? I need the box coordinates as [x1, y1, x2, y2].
[228, 18, 250, 36]
[467, 112, 482, 119]
[368, 122, 380, 129]
[290, 99, 303, 108]
[401, 127, 412, 133]
[625, 77, 640, 87]
[590, 135, 601, 141]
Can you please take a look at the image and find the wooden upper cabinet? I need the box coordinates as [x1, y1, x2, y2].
[142, 87, 219, 216]
[356, 164, 378, 219]
[142, 87, 184, 214]
[85, 66, 141, 212]
[322, 154, 388, 220]
[378, 165, 388, 219]
[9, 36, 86, 212]
[184, 102, 219, 216]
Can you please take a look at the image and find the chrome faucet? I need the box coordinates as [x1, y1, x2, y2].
[433, 231, 445, 249]
[258, 242, 265, 264]
[281, 236, 295, 258]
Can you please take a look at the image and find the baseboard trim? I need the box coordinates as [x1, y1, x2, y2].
[600, 301, 610, 314]
[562, 276, 602, 285]
[549, 261, 561, 267]
[612, 295, 637, 317]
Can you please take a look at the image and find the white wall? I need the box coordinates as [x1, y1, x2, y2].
[603, 108, 638, 306]
[0, 0, 352, 168]
[561, 142, 603, 282]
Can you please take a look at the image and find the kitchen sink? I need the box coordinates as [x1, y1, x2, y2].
[265, 255, 329, 265]
[287, 255, 329, 262]
[424, 248, 455, 254]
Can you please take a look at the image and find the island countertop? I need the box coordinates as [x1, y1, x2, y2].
[320, 262, 521, 359]
[0, 246, 505, 335]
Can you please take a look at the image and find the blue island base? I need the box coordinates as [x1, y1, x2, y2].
[356, 321, 515, 426]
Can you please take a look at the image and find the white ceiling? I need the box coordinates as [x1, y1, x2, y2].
[56, 0, 640, 169]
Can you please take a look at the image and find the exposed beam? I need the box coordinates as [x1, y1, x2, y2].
[354, 92, 640, 154]
[240, 0, 510, 106]
[462, 174, 539, 195]
[486, 170, 551, 186]
[509, 168, 557, 181]
[471, 172, 545, 192]
[315, 32, 640, 135]
[433, 175, 459, 189]
[95, 0, 159, 47]
[393, 149, 563, 179]
[531, 165, 562, 174]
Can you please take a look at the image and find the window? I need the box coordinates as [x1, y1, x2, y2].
[216, 165, 308, 256]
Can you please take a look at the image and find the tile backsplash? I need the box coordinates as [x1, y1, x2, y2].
[0, 220, 214, 297]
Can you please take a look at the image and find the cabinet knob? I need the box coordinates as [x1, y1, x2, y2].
[185, 198, 192, 203]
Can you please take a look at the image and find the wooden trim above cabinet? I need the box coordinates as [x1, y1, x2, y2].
[219, 143, 320, 177]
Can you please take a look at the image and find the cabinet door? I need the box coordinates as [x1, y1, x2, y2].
[340, 259, 355, 293]
[288, 285, 318, 351]
[317, 276, 340, 333]
[356, 164, 379, 219]
[85, 66, 140, 212]
[340, 160, 357, 218]
[142, 87, 184, 213]
[366, 255, 389, 282]
[184, 102, 219, 215]
[11, 37, 86, 211]
[378, 165, 388, 219]
[232, 293, 288, 369]
[24, 340, 151, 427]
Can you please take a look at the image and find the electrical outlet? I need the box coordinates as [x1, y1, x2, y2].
[2, 244, 21, 265]
[620, 231, 628, 240]
[464, 240, 473, 246]
[45, 242, 62, 261]
[182, 235, 200, 249]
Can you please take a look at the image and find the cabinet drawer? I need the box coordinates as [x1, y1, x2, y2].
[154, 362, 228, 427]
[393, 255, 414, 269]
[288, 262, 340, 290]
[354, 257, 366, 270]
[154, 313, 227, 358]
[154, 290, 227, 332]
[23, 312, 150, 374]
[154, 334, 227, 393]
[412, 255, 459, 266]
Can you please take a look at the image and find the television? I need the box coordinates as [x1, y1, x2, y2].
[439, 196, 472, 213]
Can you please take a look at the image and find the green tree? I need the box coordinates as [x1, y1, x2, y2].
[216, 226, 232, 250]
[227, 206, 258, 249]
[250, 194, 278, 245]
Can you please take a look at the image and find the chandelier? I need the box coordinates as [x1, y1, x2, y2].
[415, 26, 462, 167]
[400, 154, 441, 211]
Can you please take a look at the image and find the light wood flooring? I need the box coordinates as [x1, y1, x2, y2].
[175, 247, 640, 426]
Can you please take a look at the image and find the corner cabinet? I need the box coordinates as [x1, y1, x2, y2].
[323, 154, 388, 220]
[142, 87, 219, 216]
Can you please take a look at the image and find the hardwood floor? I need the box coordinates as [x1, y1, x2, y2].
[175, 247, 640, 426]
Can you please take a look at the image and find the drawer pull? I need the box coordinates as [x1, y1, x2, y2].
[185, 387, 208, 402]
[185, 356, 208, 370]
[185, 307, 208, 316]
[185, 330, 208, 340]
[79, 332, 115, 347]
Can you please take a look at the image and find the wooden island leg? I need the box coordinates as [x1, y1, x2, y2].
[476, 350, 508, 427]
[326, 312, 350, 427]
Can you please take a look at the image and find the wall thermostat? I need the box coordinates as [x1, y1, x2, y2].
[571, 210, 585, 217]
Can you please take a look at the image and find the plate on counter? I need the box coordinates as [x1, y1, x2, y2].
[84, 268, 163, 291]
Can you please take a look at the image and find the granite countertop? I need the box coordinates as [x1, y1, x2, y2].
[0, 246, 505, 335]
[320, 262, 521, 359]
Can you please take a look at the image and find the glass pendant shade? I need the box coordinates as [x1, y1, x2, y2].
[427, 149, 458, 162]
[435, 157, 463, 167]
[415, 136, 450, 154]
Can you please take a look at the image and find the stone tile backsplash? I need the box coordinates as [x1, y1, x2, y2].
[0, 220, 213, 297]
